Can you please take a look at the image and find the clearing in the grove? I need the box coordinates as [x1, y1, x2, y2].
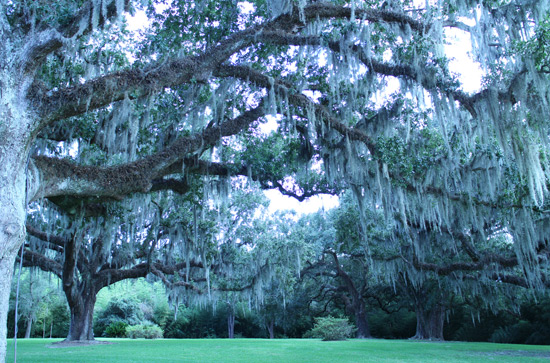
[5, 338, 550, 363]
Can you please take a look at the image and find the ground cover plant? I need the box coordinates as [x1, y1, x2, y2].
[5, 338, 550, 363]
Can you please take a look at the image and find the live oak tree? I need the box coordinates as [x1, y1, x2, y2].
[22, 197, 179, 342]
[2, 0, 550, 359]
[296, 207, 373, 339]
[22, 183, 270, 342]
[311, 190, 547, 340]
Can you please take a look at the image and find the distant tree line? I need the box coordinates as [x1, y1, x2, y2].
[9, 255, 550, 344]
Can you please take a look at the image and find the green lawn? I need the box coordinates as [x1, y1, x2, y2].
[5, 338, 550, 363]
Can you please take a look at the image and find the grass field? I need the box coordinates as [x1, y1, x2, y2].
[5, 338, 550, 362]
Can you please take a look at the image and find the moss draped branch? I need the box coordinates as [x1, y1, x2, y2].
[30, 102, 265, 201]
[253, 31, 525, 118]
[32, 2, 428, 129]
[215, 64, 377, 152]
[19, 0, 130, 76]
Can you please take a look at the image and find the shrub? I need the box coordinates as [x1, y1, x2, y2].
[305, 316, 356, 341]
[104, 321, 128, 337]
[94, 297, 144, 337]
[126, 323, 163, 339]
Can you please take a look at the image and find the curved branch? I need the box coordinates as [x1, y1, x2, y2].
[21, 249, 63, 278]
[254, 30, 529, 119]
[215, 64, 377, 152]
[297, 2, 428, 34]
[30, 102, 265, 201]
[33, 2, 427, 128]
[34, 21, 270, 127]
[26, 223, 68, 248]
[95, 263, 149, 292]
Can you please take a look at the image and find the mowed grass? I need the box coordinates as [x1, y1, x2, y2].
[5, 338, 550, 363]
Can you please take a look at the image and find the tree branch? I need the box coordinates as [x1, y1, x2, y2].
[33, 2, 426, 128]
[409, 252, 518, 275]
[215, 64, 377, 152]
[26, 223, 67, 249]
[21, 249, 63, 279]
[29, 102, 265, 201]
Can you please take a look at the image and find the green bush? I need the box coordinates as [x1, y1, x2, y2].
[104, 321, 128, 337]
[126, 323, 163, 339]
[305, 316, 356, 341]
[94, 297, 144, 337]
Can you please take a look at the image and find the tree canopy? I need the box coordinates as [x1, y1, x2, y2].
[2, 0, 550, 359]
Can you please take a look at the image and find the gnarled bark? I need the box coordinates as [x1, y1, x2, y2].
[412, 303, 445, 341]
[65, 288, 97, 341]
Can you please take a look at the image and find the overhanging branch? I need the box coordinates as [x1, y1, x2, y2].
[30, 102, 265, 201]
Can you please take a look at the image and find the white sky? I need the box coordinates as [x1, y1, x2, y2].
[264, 189, 340, 215]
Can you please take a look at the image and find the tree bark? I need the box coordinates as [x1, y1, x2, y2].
[24, 316, 33, 339]
[267, 320, 275, 339]
[354, 302, 370, 339]
[66, 292, 97, 341]
[0, 121, 33, 361]
[412, 303, 445, 340]
[0, 252, 17, 360]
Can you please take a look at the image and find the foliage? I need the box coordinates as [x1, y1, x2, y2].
[7, 270, 69, 338]
[94, 297, 145, 337]
[305, 316, 356, 341]
[95, 279, 170, 337]
[48, 303, 71, 338]
[368, 309, 416, 339]
[104, 321, 128, 338]
[125, 324, 163, 339]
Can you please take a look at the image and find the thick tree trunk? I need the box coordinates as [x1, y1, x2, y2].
[66, 293, 97, 341]
[0, 37, 39, 356]
[0, 145, 32, 361]
[354, 303, 370, 339]
[0, 252, 17, 361]
[412, 304, 445, 340]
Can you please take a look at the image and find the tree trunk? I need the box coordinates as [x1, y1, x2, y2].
[0, 251, 17, 361]
[267, 320, 274, 339]
[330, 252, 371, 338]
[412, 304, 445, 340]
[0, 156, 29, 360]
[0, 55, 37, 359]
[66, 293, 97, 341]
[227, 310, 235, 339]
[354, 302, 370, 339]
[24, 316, 33, 338]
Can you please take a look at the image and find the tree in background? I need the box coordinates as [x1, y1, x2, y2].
[8, 270, 68, 339]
